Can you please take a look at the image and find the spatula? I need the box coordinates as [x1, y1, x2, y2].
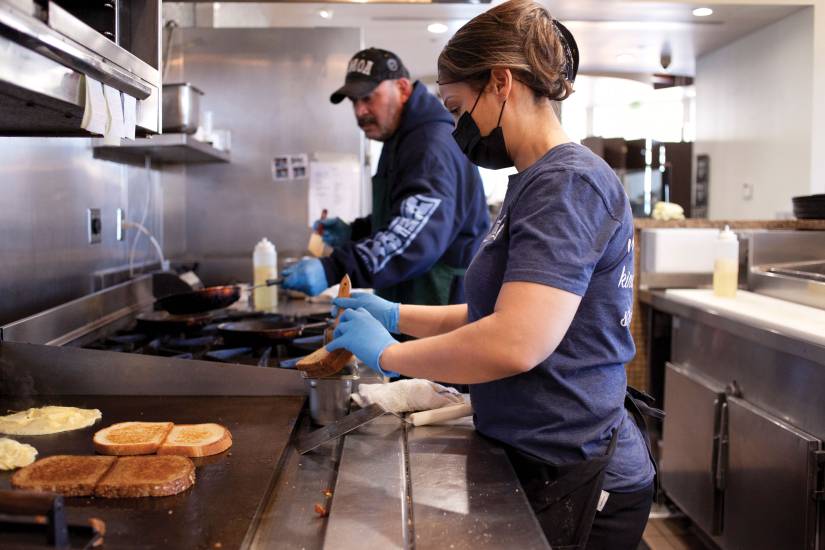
[295, 274, 354, 378]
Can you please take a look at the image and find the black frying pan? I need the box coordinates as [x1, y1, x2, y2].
[155, 279, 282, 315]
[217, 317, 328, 345]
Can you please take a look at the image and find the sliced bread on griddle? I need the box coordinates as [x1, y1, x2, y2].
[93, 422, 173, 455]
[94, 455, 195, 498]
[157, 423, 232, 457]
[11, 455, 116, 496]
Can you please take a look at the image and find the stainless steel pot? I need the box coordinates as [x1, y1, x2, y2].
[162, 83, 203, 134]
[305, 369, 359, 425]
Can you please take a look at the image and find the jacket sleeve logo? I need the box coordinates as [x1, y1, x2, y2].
[355, 195, 441, 273]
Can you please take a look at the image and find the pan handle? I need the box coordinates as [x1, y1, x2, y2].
[249, 279, 284, 291]
[298, 321, 331, 332]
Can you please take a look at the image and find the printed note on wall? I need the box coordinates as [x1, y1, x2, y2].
[308, 160, 361, 226]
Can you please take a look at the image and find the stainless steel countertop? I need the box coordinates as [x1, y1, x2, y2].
[638, 289, 825, 364]
[253, 414, 551, 550]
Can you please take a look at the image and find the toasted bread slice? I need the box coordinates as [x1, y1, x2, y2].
[296, 275, 353, 378]
[11, 455, 116, 497]
[157, 423, 232, 457]
[94, 422, 173, 455]
[94, 455, 195, 498]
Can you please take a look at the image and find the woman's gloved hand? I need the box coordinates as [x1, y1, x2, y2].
[280, 258, 328, 296]
[314, 217, 352, 248]
[331, 292, 400, 333]
[326, 308, 399, 377]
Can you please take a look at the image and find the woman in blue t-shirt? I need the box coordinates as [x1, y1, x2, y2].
[326, 0, 656, 547]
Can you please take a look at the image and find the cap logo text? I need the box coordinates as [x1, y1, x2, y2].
[348, 58, 374, 76]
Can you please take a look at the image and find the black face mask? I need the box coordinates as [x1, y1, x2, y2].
[451, 89, 513, 170]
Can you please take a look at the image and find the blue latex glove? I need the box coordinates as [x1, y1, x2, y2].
[280, 258, 328, 296]
[326, 308, 399, 377]
[331, 292, 400, 333]
[315, 217, 352, 248]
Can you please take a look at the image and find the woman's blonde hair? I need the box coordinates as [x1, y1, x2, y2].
[437, 0, 574, 101]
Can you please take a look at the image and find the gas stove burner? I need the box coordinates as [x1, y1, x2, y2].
[84, 309, 329, 368]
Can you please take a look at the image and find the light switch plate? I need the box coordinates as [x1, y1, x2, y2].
[87, 208, 102, 244]
[742, 182, 754, 201]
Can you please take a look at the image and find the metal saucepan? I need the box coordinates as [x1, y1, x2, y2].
[217, 316, 328, 346]
[155, 279, 282, 314]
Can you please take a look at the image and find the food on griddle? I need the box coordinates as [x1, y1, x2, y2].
[0, 406, 102, 436]
[11, 455, 116, 496]
[157, 423, 233, 457]
[95, 421, 233, 457]
[0, 437, 38, 470]
[12, 454, 197, 498]
[93, 421, 174, 455]
[94, 455, 195, 498]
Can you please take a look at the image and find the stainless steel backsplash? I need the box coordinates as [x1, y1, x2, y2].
[0, 26, 361, 322]
[0, 137, 186, 324]
[176, 27, 363, 284]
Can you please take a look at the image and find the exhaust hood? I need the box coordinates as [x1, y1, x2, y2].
[0, 0, 161, 136]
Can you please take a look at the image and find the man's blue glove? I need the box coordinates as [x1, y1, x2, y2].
[280, 258, 328, 296]
[326, 308, 399, 377]
[331, 292, 400, 333]
[314, 217, 351, 248]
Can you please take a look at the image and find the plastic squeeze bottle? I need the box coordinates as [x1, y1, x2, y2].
[308, 209, 333, 257]
[713, 226, 739, 298]
[253, 238, 278, 310]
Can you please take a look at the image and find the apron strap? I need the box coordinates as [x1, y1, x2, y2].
[625, 385, 663, 494]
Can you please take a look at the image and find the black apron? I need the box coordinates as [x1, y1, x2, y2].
[372, 139, 465, 306]
[503, 387, 662, 549]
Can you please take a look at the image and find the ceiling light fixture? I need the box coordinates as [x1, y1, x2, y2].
[692, 7, 713, 17]
[318, 8, 333, 19]
[427, 22, 448, 34]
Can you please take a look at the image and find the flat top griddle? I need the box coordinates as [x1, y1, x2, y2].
[0, 395, 304, 550]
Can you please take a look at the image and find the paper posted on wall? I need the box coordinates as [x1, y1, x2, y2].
[81, 76, 106, 135]
[308, 159, 361, 226]
[102, 84, 123, 146]
[272, 154, 308, 181]
[122, 94, 137, 140]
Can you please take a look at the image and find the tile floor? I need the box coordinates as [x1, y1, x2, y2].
[640, 517, 711, 550]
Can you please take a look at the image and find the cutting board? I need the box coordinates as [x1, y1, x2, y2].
[665, 289, 825, 348]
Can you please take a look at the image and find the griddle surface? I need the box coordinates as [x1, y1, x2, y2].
[0, 395, 304, 549]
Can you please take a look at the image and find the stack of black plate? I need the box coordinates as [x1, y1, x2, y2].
[792, 194, 825, 219]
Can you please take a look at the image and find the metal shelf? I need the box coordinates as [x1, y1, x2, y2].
[92, 133, 230, 165]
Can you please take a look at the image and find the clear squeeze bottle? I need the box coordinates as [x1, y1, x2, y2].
[713, 225, 739, 298]
[253, 238, 278, 310]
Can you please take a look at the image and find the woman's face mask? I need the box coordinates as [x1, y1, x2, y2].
[451, 87, 513, 170]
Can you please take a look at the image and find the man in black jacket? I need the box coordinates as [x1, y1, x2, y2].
[281, 48, 490, 305]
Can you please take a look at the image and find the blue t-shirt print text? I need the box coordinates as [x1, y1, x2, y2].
[618, 237, 634, 328]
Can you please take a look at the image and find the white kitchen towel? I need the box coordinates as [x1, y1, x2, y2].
[352, 379, 465, 413]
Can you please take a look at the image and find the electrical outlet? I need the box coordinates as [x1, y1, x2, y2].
[116, 208, 125, 241]
[87, 208, 102, 244]
[742, 182, 754, 201]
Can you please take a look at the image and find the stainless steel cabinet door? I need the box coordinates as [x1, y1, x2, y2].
[722, 397, 821, 550]
[662, 362, 726, 537]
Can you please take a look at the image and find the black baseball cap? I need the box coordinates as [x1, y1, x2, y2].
[330, 48, 410, 104]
